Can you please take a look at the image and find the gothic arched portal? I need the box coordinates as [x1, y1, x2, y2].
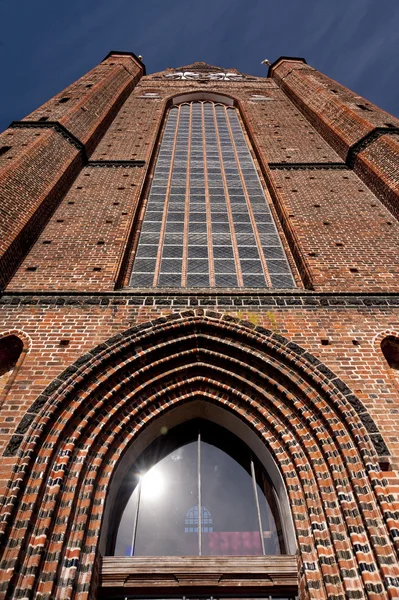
[0, 311, 398, 600]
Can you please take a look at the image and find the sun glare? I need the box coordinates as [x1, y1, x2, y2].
[141, 466, 164, 499]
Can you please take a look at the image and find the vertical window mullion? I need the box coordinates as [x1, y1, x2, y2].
[224, 106, 273, 287]
[251, 459, 266, 555]
[152, 106, 182, 286]
[201, 103, 215, 287]
[181, 103, 192, 287]
[198, 431, 202, 556]
[213, 103, 243, 287]
[129, 477, 142, 557]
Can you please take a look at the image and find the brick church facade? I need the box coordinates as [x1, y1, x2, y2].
[0, 52, 399, 599]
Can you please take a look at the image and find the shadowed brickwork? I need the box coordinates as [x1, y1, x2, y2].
[0, 54, 398, 600]
[0, 52, 143, 291]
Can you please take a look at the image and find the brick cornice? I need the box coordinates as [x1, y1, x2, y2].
[268, 162, 348, 170]
[10, 120, 88, 162]
[346, 126, 399, 167]
[1, 291, 399, 308]
[87, 159, 145, 168]
[267, 56, 308, 78]
[102, 50, 146, 75]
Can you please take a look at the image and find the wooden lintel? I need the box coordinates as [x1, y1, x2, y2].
[101, 555, 298, 592]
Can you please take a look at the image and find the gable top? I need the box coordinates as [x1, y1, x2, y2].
[175, 61, 242, 74]
[149, 61, 258, 79]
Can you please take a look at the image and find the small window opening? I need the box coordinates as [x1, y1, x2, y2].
[0, 146, 11, 157]
[26, 266, 37, 272]
[59, 339, 70, 347]
[379, 459, 391, 472]
[350, 268, 359, 273]
[0, 336, 24, 397]
[381, 336, 399, 370]
[93, 267, 102, 272]
[42, 240, 52, 245]
[356, 104, 372, 112]
[59, 97, 70, 104]
[38, 117, 49, 122]
[320, 339, 330, 346]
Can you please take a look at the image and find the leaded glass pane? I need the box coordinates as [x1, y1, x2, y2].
[129, 101, 296, 289]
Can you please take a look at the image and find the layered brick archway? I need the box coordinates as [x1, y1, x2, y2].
[1, 310, 399, 600]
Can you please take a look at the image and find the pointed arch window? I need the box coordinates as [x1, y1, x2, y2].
[0, 335, 24, 398]
[130, 100, 296, 289]
[112, 420, 286, 557]
[185, 505, 213, 533]
[381, 336, 399, 370]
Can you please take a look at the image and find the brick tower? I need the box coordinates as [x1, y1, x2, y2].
[0, 52, 399, 600]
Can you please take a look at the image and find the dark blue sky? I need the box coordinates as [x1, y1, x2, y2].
[1, 0, 398, 133]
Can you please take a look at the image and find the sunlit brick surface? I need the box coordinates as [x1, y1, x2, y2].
[1, 55, 399, 600]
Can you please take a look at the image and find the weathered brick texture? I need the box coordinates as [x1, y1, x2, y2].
[0, 52, 143, 291]
[269, 57, 399, 219]
[0, 56, 398, 600]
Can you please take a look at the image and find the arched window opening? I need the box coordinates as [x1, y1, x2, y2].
[0, 335, 24, 397]
[185, 505, 213, 532]
[129, 99, 296, 289]
[381, 335, 399, 370]
[112, 420, 286, 557]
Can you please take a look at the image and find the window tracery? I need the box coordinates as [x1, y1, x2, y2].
[165, 72, 244, 80]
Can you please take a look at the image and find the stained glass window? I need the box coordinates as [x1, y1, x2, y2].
[185, 505, 213, 533]
[130, 101, 296, 289]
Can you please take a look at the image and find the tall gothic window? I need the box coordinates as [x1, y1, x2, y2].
[130, 100, 296, 289]
[112, 420, 286, 557]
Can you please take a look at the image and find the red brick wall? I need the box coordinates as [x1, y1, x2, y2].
[270, 58, 399, 220]
[0, 300, 398, 469]
[1, 56, 399, 600]
[0, 53, 143, 291]
[6, 73, 399, 293]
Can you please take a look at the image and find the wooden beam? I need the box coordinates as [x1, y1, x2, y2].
[100, 555, 298, 594]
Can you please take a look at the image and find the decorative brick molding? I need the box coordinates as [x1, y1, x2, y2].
[346, 127, 399, 168]
[9, 121, 88, 161]
[0, 311, 398, 599]
[87, 159, 145, 168]
[2, 291, 399, 309]
[268, 162, 349, 171]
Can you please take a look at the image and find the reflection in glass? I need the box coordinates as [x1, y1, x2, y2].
[113, 420, 285, 557]
[201, 442, 261, 555]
